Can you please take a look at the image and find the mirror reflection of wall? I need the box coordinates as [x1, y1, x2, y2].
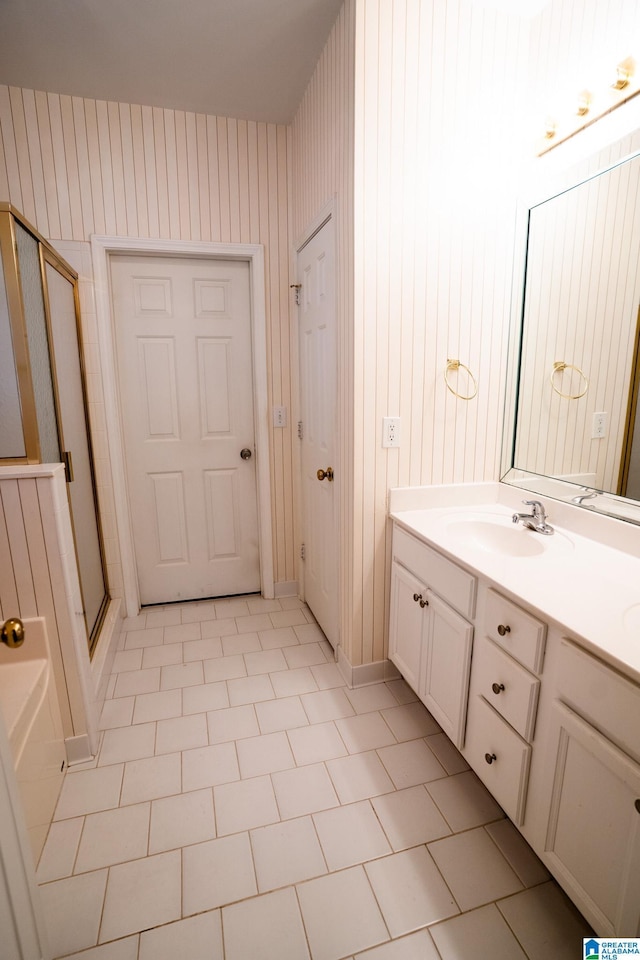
[514, 151, 640, 495]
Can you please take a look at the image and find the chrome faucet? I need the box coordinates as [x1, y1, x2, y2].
[512, 499, 554, 535]
[571, 487, 597, 506]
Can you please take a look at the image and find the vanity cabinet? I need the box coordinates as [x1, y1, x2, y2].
[389, 526, 475, 748]
[533, 639, 640, 936]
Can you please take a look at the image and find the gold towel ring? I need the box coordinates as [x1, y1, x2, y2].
[444, 359, 478, 400]
[549, 361, 588, 399]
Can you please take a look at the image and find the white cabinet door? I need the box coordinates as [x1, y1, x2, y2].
[388, 560, 427, 692]
[543, 701, 640, 936]
[421, 591, 473, 749]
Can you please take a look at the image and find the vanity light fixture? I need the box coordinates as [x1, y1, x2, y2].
[537, 55, 637, 155]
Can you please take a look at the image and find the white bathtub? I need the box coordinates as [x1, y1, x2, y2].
[0, 617, 66, 865]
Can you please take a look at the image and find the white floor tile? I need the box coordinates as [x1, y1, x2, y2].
[214, 598, 250, 618]
[236, 613, 273, 633]
[113, 667, 161, 698]
[247, 597, 283, 614]
[236, 731, 295, 777]
[182, 680, 229, 715]
[145, 608, 181, 628]
[222, 631, 262, 654]
[269, 609, 308, 628]
[37, 817, 84, 882]
[244, 647, 289, 675]
[431, 903, 528, 959]
[336, 712, 398, 753]
[223, 887, 310, 960]
[155, 713, 208, 754]
[214, 774, 280, 835]
[160, 660, 204, 690]
[258, 625, 299, 648]
[426, 770, 504, 831]
[287, 721, 348, 765]
[270, 665, 319, 697]
[485, 819, 550, 887]
[139, 910, 223, 960]
[59, 937, 139, 960]
[326, 751, 395, 803]
[120, 753, 181, 805]
[201, 617, 238, 639]
[55, 765, 124, 818]
[182, 833, 257, 913]
[141, 643, 183, 669]
[271, 763, 340, 819]
[377, 739, 446, 788]
[182, 742, 240, 791]
[203, 653, 246, 683]
[180, 600, 217, 623]
[132, 688, 181, 724]
[496, 881, 594, 959]
[294, 622, 325, 644]
[283, 642, 329, 669]
[251, 816, 327, 891]
[182, 636, 223, 662]
[99, 697, 135, 730]
[301, 688, 355, 723]
[380, 702, 441, 740]
[163, 621, 201, 644]
[149, 788, 215, 853]
[345, 684, 399, 714]
[207, 704, 260, 743]
[297, 866, 388, 960]
[255, 695, 309, 733]
[227, 673, 276, 706]
[99, 723, 156, 766]
[383, 679, 419, 705]
[428, 827, 523, 911]
[40, 869, 108, 956]
[365, 846, 459, 936]
[100, 851, 181, 942]
[75, 803, 150, 873]
[313, 800, 391, 870]
[310, 662, 348, 690]
[425, 732, 470, 775]
[371, 785, 451, 850]
[111, 649, 143, 673]
[354, 930, 440, 960]
[124, 627, 163, 650]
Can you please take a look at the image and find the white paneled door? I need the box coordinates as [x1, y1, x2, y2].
[298, 218, 339, 647]
[110, 255, 260, 605]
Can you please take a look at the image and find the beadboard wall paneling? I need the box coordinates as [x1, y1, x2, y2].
[350, 0, 529, 666]
[0, 88, 296, 589]
[291, 0, 356, 658]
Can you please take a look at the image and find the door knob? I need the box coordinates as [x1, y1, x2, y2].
[317, 467, 334, 481]
[1, 618, 25, 648]
[240, 448, 252, 460]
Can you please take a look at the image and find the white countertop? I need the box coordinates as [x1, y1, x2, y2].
[389, 482, 640, 683]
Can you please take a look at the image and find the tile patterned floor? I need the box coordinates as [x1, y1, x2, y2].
[36, 595, 592, 960]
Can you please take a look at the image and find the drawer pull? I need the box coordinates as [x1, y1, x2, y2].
[497, 624, 511, 637]
[413, 593, 429, 608]
[485, 752, 497, 764]
[491, 682, 505, 695]
[636, 799, 640, 814]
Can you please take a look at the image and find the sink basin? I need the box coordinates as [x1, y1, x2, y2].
[444, 515, 574, 558]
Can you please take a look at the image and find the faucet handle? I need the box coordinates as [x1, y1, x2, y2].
[523, 499, 545, 516]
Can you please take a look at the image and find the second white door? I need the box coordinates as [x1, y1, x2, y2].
[110, 255, 260, 605]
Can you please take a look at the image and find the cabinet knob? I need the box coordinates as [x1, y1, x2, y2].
[484, 752, 497, 765]
[412, 593, 428, 607]
[635, 799, 640, 814]
[497, 624, 511, 637]
[491, 682, 505, 695]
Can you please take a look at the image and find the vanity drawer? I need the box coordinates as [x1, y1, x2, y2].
[484, 589, 546, 674]
[472, 635, 540, 742]
[465, 695, 531, 826]
[393, 525, 477, 619]
[557, 639, 640, 765]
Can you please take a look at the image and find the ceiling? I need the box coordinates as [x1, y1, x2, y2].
[0, 0, 345, 124]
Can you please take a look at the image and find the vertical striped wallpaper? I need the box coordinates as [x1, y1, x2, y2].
[0, 87, 296, 590]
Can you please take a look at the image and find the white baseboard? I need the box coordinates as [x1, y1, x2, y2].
[65, 734, 93, 766]
[273, 580, 299, 598]
[336, 647, 401, 688]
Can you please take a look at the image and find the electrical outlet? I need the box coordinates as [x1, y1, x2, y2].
[383, 416, 401, 448]
[592, 411, 607, 439]
[273, 406, 287, 428]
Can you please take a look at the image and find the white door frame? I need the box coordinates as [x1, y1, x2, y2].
[91, 236, 274, 617]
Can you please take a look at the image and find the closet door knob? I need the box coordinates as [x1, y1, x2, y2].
[491, 682, 505, 695]
[485, 752, 497, 765]
[497, 624, 511, 637]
